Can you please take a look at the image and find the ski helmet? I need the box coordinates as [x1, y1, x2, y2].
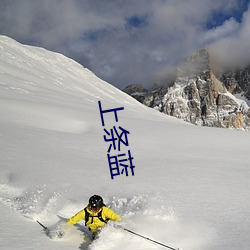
[89, 195, 104, 210]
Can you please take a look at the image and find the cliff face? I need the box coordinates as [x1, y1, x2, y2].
[218, 66, 250, 99]
[123, 49, 250, 130]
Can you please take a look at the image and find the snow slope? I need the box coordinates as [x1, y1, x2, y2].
[0, 36, 250, 250]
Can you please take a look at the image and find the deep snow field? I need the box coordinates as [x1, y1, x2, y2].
[0, 36, 250, 250]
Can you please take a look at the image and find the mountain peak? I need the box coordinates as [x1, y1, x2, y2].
[124, 48, 250, 130]
[177, 49, 210, 78]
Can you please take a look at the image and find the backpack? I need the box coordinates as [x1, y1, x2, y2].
[84, 206, 109, 226]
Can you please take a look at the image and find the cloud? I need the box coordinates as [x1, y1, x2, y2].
[209, 4, 250, 69]
[0, 0, 249, 89]
[200, 18, 240, 45]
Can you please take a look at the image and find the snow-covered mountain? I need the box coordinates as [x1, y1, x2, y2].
[0, 36, 250, 250]
[124, 49, 250, 130]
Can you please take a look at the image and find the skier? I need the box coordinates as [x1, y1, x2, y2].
[66, 194, 121, 239]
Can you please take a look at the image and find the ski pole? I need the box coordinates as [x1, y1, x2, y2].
[122, 227, 180, 250]
[37, 220, 48, 231]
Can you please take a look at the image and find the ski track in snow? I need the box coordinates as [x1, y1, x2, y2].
[0, 180, 210, 250]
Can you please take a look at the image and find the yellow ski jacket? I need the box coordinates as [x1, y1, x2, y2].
[67, 206, 121, 233]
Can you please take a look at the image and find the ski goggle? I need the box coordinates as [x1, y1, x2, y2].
[90, 204, 100, 212]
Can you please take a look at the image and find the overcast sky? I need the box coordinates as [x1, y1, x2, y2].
[0, 0, 249, 89]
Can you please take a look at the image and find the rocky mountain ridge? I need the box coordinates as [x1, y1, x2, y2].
[123, 49, 250, 130]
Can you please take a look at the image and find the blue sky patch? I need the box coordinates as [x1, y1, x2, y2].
[126, 15, 148, 28]
[206, 0, 249, 29]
